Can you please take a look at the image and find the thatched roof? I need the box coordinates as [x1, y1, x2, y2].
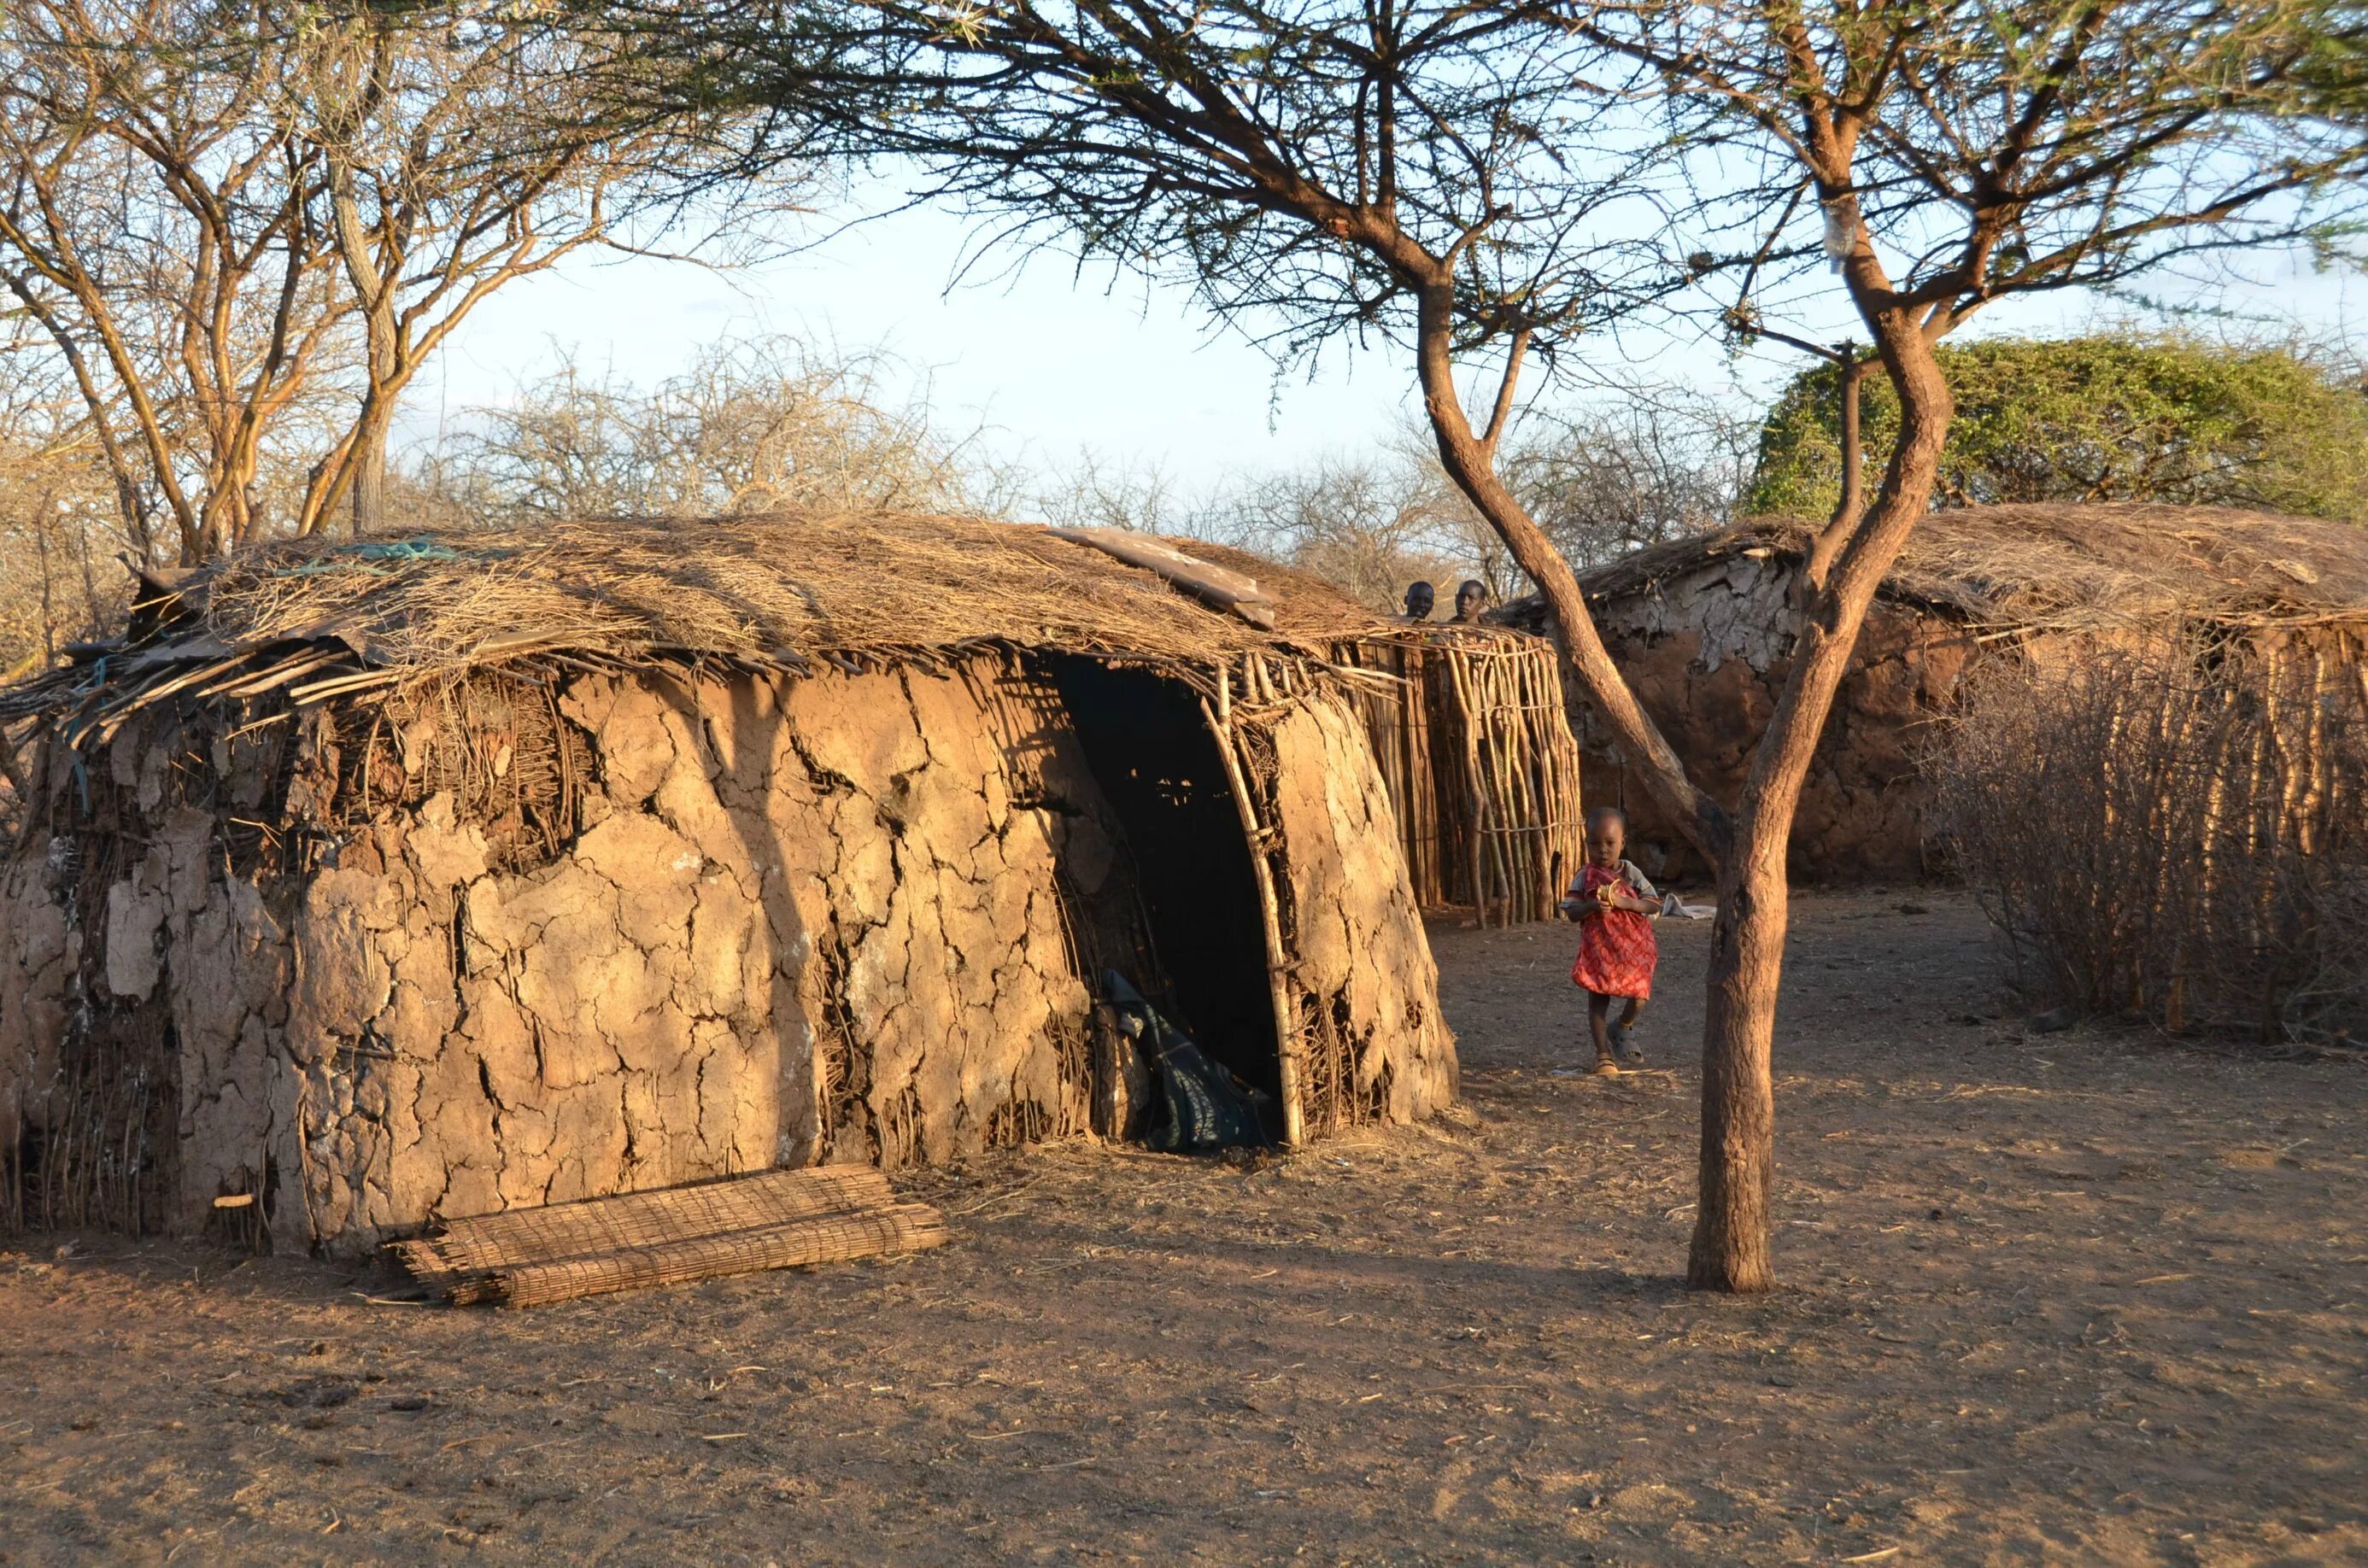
[0, 510, 1398, 725]
[1556, 503, 2368, 635]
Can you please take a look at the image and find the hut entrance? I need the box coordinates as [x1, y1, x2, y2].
[1040, 656, 1281, 1105]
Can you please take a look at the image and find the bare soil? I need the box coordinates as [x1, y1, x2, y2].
[3, 890, 2364, 1565]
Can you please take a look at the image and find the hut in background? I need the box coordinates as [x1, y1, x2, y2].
[0, 513, 1460, 1255]
[1498, 503, 2368, 883]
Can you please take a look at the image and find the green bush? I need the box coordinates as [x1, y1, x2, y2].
[1745, 336, 2368, 523]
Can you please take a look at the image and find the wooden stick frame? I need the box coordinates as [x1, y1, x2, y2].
[1200, 661, 1307, 1148]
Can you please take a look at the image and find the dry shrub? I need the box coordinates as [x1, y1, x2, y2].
[1931, 640, 2368, 1045]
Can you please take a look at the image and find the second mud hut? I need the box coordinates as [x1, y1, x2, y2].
[0, 512, 1459, 1255]
[1500, 502, 2368, 882]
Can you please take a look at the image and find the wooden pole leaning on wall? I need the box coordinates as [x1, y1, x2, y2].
[1200, 663, 1306, 1149]
[1479, 652, 1526, 921]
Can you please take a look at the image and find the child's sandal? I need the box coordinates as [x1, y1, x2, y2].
[1609, 1023, 1645, 1066]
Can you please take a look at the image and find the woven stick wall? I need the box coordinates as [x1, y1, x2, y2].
[1935, 628, 2368, 1044]
[1333, 630, 1586, 926]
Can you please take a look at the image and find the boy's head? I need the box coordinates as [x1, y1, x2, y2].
[1585, 805, 1627, 868]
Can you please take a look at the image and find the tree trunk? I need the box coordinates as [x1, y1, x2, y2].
[33, 490, 57, 660]
[1404, 278, 1732, 865]
[329, 142, 400, 539]
[1388, 229, 1961, 1292]
[351, 405, 389, 536]
[1689, 808, 1789, 1291]
[1685, 309, 1957, 1292]
[1833, 352, 1865, 529]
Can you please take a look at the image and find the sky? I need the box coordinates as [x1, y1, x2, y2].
[402, 201, 1431, 499]
[401, 192, 2368, 506]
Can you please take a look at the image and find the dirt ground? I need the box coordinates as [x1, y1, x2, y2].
[3, 889, 2365, 1566]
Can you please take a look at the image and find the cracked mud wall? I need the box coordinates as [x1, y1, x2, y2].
[0, 717, 273, 1235]
[717, 657, 1134, 1171]
[1574, 557, 1978, 883]
[0, 834, 77, 1222]
[1258, 692, 1457, 1133]
[3, 653, 1158, 1254]
[291, 653, 1146, 1250]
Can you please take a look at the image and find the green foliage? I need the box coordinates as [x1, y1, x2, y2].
[1744, 336, 2368, 524]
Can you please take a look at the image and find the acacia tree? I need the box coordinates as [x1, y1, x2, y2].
[1509, 391, 1756, 562]
[0, 0, 763, 563]
[0, 0, 343, 562]
[431, 336, 996, 522]
[621, 0, 2365, 1289]
[610, 0, 1738, 881]
[284, 4, 758, 536]
[1187, 446, 1498, 609]
[1747, 333, 2368, 520]
[603, 0, 1728, 781]
[1575, 0, 2365, 1287]
[0, 319, 120, 669]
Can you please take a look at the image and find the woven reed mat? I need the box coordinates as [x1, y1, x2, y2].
[389, 1167, 947, 1307]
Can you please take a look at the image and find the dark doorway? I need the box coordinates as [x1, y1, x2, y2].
[1040, 654, 1281, 1100]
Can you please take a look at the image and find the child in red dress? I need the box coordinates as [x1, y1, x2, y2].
[1562, 805, 1660, 1076]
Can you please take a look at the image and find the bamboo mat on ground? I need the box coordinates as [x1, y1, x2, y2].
[390, 1167, 947, 1307]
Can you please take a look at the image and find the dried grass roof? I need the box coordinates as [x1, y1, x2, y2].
[198, 510, 1389, 664]
[1572, 503, 2368, 635]
[0, 510, 1418, 725]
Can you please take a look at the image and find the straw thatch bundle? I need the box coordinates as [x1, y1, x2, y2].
[0, 511, 1386, 734]
[180, 509, 1386, 663]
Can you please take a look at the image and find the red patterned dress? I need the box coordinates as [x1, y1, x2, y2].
[1570, 861, 1659, 999]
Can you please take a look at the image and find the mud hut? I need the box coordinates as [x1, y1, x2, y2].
[1498, 503, 2368, 882]
[0, 512, 1459, 1255]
